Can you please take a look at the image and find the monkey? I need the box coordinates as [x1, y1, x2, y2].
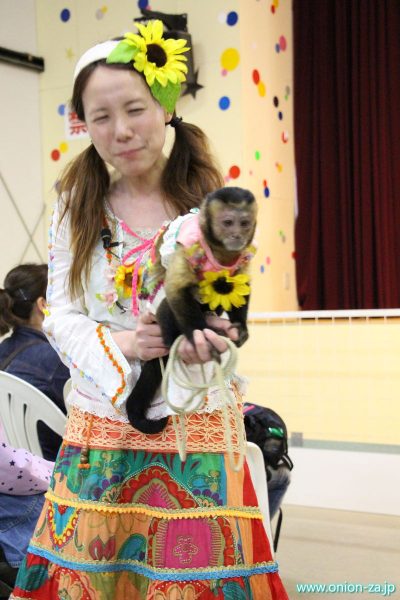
[126, 186, 258, 434]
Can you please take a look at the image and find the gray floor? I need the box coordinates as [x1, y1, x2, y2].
[274, 505, 400, 599]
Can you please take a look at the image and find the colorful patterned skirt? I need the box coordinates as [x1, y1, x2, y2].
[11, 405, 288, 599]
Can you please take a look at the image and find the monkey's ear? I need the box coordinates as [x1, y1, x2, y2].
[199, 195, 210, 230]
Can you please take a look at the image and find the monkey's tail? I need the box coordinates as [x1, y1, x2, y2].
[126, 357, 169, 434]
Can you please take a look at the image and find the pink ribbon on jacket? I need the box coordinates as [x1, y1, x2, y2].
[121, 222, 161, 316]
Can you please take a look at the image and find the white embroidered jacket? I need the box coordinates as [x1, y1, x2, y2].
[44, 202, 245, 423]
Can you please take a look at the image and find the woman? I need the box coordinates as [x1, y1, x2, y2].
[11, 21, 288, 599]
[0, 264, 69, 460]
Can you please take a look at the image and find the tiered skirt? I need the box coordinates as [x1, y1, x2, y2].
[11, 405, 288, 599]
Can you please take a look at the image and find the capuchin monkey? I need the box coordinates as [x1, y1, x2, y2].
[126, 186, 258, 434]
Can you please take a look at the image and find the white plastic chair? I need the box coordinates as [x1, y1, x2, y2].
[246, 440, 274, 555]
[63, 377, 72, 413]
[0, 371, 67, 457]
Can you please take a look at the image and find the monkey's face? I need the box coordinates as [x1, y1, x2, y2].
[211, 205, 255, 252]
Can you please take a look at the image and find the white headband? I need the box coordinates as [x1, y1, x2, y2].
[73, 40, 120, 82]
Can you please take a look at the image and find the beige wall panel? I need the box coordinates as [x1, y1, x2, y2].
[36, 1, 296, 311]
[238, 319, 400, 448]
[0, 1, 46, 283]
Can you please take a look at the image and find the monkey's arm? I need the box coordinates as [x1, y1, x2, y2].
[163, 245, 208, 344]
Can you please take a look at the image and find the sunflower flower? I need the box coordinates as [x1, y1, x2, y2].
[114, 265, 134, 299]
[198, 270, 250, 312]
[106, 20, 189, 112]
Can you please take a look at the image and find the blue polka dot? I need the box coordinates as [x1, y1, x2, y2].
[264, 187, 270, 198]
[278, 111, 283, 120]
[138, 0, 148, 8]
[260, 265, 265, 273]
[275, 43, 280, 53]
[58, 104, 65, 116]
[227, 11, 239, 26]
[219, 96, 230, 110]
[60, 8, 71, 22]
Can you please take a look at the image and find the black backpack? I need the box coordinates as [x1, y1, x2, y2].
[243, 403, 293, 473]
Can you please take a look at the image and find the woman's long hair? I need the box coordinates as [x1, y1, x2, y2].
[58, 61, 224, 299]
[0, 263, 48, 335]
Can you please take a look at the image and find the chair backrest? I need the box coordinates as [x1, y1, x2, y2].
[246, 440, 274, 554]
[0, 371, 67, 457]
[63, 378, 72, 413]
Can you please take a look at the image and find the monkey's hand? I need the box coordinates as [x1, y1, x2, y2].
[230, 322, 249, 347]
[205, 314, 239, 343]
[178, 329, 230, 364]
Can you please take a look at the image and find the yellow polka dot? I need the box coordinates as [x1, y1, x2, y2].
[59, 141, 69, 153]
[221, 48, 240, 71]
[101, 5, 108, 13]
[257, 81, 266, 97]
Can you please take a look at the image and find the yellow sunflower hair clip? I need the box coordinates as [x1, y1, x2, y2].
[107, 20, 190, 113]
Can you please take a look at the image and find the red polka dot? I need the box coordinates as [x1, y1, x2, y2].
[292, 251, 297, 259]
[229, 165, 241, 179]
[279, 36, 287, 51]
[252, 69, 260, 85]
[271, 5, 275, 13]
[51, 149, 61, 161]
[263, 179, 268, 187]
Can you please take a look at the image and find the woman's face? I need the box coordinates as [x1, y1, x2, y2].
[82, 66, 170, 178]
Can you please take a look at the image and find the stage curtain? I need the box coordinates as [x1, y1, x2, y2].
[293, 0, 400, 309]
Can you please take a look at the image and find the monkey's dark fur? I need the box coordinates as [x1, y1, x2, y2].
[126, 187, 257, 434]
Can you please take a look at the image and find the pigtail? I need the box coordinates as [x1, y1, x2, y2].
[59, 144, 110, 299]
[163, 120, 224, 213]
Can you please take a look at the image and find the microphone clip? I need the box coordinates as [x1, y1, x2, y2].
[100, 228, 120, 250]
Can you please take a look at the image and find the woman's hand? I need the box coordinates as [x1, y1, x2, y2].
[177, 316, 239, 364]
[111, 312, 169, 361]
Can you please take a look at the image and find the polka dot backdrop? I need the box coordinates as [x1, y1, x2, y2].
[96, 7, 108, 20]
[251, 69, 266, 97]
[60, 8, 70, 22]
[226, 11, 239, 26]
[51, 141, 69, 161]
[220, 48, 240, 72]
[275, 36, 287, 54]
[229, 165, 241, 179]
[36, 0, 296, 311]
[271, 0, 280, 14]
[219, 96, 230, 110]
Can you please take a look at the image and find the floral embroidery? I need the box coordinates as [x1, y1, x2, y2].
[114, 264, 135, 298]
[173, 535, 199, 565]
[96, 324, 126, 404]
[96, 217, 167, 316]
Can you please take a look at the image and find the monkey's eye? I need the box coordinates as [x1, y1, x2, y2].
[223, 219, 234, 227]
[241, 220, 251, 228]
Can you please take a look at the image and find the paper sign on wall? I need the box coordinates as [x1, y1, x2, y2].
[65, 106, 88, 139]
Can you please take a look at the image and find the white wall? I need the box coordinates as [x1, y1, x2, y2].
[0, 0, 46, 286]
[284, 447, 400, 516]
